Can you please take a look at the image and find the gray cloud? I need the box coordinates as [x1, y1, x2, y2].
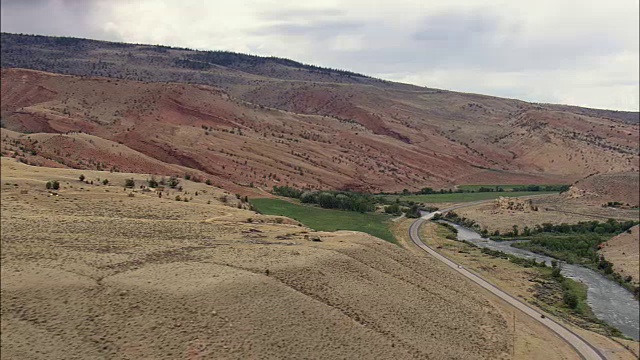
[0, 0, 637, 111]
[413, 10, 502, 43]
[0, 0, 120, 41]
[320, 9, 626, 74]
[260, 20, 364, 38]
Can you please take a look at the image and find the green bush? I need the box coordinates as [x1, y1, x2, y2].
[45, 180, 60, 190]
[563, 290, 579, 309]
[147, 176, 159, 188]
[167, 176, 180, 188]
[124, 178, 134, 188]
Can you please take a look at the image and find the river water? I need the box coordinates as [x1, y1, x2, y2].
[444, 221, 640, 340]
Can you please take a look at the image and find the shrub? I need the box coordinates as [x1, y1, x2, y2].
[147, 176, 159, 188]
[384, 204, 401, 215]
[124, 178, 134, 188]
[79, 174, 85, 181]
[46, 180, 60, 190]
[205, 179, 212, 185]
[102, 179, 109, 185]
[167, 176, 180, 188]
[563, 291, 579, 309]
[128, 192, 135, 197]
[175, 195, 181, 201]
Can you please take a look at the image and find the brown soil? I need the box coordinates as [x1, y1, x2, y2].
[600, 225, 640, 285]
[566, 172, 640, 207]
[2, 158, 520, 359]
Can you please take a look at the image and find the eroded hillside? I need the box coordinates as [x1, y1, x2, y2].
[1, 67, 637, 193]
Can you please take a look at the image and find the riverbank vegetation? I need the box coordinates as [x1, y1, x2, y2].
[432, 222, 626, 337]
[440, 212, 639, 297]
[441, 211, 639, 298]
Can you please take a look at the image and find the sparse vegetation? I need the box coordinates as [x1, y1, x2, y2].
[124, 178, 134, 188]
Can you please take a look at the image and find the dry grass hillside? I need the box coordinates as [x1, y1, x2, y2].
[566, 172, 640, 207]
[0, 157, 540, 359]
[1, 33, 638, 193]
[600, 225, 640, 285]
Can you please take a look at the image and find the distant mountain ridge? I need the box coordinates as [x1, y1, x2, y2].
[1, 32, 380, 86]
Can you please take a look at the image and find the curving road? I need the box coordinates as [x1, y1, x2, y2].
[409, 200, 606, 360]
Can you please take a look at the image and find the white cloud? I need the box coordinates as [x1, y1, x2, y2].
[1, 0, 638, 110]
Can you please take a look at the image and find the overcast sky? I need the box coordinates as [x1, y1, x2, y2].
[2, 0, 638, 111]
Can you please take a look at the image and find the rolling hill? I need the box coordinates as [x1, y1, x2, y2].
[1, 33, 638, 193]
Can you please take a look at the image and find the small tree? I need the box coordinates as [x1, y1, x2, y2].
[551, 264, 563, 280]
[167, 176, 180, 188]
[563, 291, 578, 309]
[124, 178, 134, 188]
[147, 176, 159, 188]
[45, 180, 61, 190]
[79, 174, 85, 182]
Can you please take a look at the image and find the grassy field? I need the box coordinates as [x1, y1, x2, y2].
[379, 191, 557, 204]
[250, 198, 397, 244]
[457, 184, 560, 191]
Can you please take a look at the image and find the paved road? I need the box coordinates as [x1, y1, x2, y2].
[409, 199, 606, 360]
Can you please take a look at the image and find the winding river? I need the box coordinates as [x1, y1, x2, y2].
[445, 222, 640, 340]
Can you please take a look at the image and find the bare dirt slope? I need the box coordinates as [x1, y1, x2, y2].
[0, 158, 526, 359]
[566, 172, 640, 207]
[600, 225, 640, 285]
